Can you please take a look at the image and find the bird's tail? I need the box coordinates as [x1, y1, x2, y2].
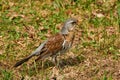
[13, 55, 33, 67]
[14, 41, 47, 67]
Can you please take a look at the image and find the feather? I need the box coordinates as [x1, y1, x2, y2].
[13, 41, 47, 67]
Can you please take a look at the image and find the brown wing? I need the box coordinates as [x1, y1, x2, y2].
[36, 33, 64, 60]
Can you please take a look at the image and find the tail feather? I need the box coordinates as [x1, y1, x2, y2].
[14, 56, 32, 67]
[14, 41, 47, 67]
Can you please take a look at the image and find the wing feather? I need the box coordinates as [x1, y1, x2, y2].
[37, 33, 64, 59]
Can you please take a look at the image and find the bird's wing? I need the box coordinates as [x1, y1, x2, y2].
[29, 40, 47, 56]
[35, 33, 65, 60]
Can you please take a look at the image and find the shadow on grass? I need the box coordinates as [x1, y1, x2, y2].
[16, 54, 86, 78]
[31, 54, 86, 71]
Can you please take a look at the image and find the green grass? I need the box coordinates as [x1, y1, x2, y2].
[0, 69, 13, 80]
[0, 0, 119, 79]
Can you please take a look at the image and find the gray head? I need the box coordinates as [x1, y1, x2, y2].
[61, 18, 78, 34]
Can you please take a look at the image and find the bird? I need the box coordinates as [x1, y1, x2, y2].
[14, 18, 78, 67]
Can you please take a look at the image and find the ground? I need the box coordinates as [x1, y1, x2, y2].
[0, 0, 120, 80]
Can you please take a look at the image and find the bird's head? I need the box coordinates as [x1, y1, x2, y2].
[61, 18, 78, 34]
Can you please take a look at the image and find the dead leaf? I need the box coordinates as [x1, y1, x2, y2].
[96, 13, 104, 18]
[106, 26, 116, 36]
[0, 50, 3, 55]
[92, 11, 104, 18]
[56, 23, 62, 30]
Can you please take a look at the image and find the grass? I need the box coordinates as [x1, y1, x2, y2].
[0, 0, 120, 80]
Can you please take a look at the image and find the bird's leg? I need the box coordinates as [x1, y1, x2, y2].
[52, 56, 57, 65]
[52, 55, 60, 68]
[56, 56, 60, 68]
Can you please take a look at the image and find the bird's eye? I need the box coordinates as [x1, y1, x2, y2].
[72, 22, 77, 25]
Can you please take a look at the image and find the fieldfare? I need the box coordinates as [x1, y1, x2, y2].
[14, 18, 78, 67]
